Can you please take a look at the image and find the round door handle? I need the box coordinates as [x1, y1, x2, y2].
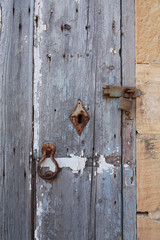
[37, 143, 59, 182]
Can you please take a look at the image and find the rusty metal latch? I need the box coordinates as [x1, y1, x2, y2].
[118, 88, 133, 112]
[103, 85, 140, 98]
[37, 143, 59, 182]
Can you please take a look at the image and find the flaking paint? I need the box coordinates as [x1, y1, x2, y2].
[34, 0, 44, 154]
[41, 154, 117, 175]
[97, 155, 115, 174]
[41, 154, 87, 174]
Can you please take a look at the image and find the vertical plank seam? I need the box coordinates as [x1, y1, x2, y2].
[85, 0, 90, 53]
[3, 3, 12, 238]
[30, 0, 35, 239]
[88, 1, 98, 239]
[92, 1, 99, 239]
[134, 2, 137, 239]
[120, 0, 124, 239]
[88, 0, 96, 238]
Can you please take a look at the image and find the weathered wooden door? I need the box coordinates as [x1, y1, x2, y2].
[0, 0, 136, 239]
[34, 0, 136, 239]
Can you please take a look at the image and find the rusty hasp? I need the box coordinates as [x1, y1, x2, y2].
[118, 88, 133, 112]
[69, 99, 90, 136]
[103, 85, 140, 98]
[37, 143, 59, 183]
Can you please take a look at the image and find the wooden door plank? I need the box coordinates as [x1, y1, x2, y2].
[94, 0, 122, 239]
[0, 0, 33, 239]
[34, 0, 96, 239]
[121, 0, 136, 239]
[35, 168, 93, 240]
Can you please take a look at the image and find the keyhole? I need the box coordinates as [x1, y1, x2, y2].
[78, 114, 83, 124]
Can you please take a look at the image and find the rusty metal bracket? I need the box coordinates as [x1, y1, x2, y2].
[103, 85, 140, 99]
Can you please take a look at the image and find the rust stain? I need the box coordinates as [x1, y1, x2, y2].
[70, 99, 90, 136]
[118, 88, 133, 112]
[112, 20, 115, 32]
[61, 24, 71, 32]
[105, 154, 121, 167]
[123, 119, 134, 165]
[103, 85, 140, 99]
[108, 66, 115, 71]
[37, 143, 59, 182]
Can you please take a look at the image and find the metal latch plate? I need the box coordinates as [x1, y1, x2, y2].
[103, 85, 140, 98]
[70, 99, 90, 136]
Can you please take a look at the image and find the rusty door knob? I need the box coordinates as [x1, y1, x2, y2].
[37, 143, 59, 182]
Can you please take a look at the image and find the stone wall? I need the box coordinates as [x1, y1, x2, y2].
[136, 0, 160, 239]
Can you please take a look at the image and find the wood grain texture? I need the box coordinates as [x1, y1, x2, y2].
[122, 0, 136, 239]
[0, 0, 33, 239]
[34, 0, 96, 239]
[136, 0, 160, 237]
[137, 134, 160, 212]
[34, 0, 123, 239]
[34, 0, 95, 158]
[94, 0, 122, 238]
[34, 0, 136, 239]
[136, 64, 160, 213]
[35, 168, 93, 240]
[137, 215, 160, 240]
[136, 64, 160, 134]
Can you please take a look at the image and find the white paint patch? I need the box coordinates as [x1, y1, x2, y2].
[75, 0, 80, 3]
[35, 201, 43, 240]
[34, 228, 38, 240]
[0, 5, 2, 34]
[24, 35, 28, 43]
[41, 155, 87, 174]
[28, 172, 32, 191]
[97, 155, 114, 174]
[110, 48, 117, 55]
[42, 24, 47, 31]
[81, 150, 84, 157]
[124, 164, 130, 168]
[34, 0, 44, 154]
[124, 164, 135, 186]
[37, 201, 43, 216]
[149, 209, 160, 220]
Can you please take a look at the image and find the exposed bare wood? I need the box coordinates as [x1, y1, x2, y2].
[136, 0, 160, 237]
[137, 134, 160, 212]
[137, 215, 160, 240]
[137, 64, 160, 213]
[136, 0, 160, 63]
[136, 64, 160, 134]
